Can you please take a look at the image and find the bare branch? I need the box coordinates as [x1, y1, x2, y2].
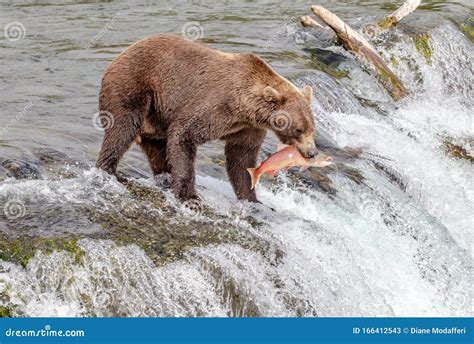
[300, 15, 325, 29]
[384, 0, 421, 26]
[364, 0, 421, 37]
[311, 5, 408, 100]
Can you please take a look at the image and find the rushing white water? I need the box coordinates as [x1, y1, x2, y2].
[0, 22, 472, 317]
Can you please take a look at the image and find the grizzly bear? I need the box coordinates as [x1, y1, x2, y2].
[96, 34, 317, 203]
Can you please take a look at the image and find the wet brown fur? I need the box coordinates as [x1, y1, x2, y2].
[96, 34, 315, 202]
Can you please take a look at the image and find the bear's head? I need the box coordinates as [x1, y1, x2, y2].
[262, 84, 318, 158]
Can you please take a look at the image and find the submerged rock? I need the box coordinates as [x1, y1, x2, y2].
[35, 148, 72, 165]
[0, 234, 85, 268]
[0, 306, 12, 317]
[304, 47, 350, 79]
[89, 181, 271, 266]
[1, 159, 42, 180]
[443, 140, 474, 163]
[33, 148, 91, 179]
[298, 168, 335, 194]
[0, 167, 7, 182]
[0, 178, 272, 271]
[459, 17, 474, 43]
[413, 33, 432, 64]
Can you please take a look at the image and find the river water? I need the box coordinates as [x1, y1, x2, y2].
[0, 0, 472, 317]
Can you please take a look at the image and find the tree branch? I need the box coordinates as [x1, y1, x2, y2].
[300, 15, 325, 29]
[364, 0, 421, 37]
[311, 5, 408, 100]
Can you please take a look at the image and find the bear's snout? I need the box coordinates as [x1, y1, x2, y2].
[301, 146, 318, 159]
[295, 134, 318, 159]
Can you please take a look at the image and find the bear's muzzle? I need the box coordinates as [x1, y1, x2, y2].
[295, 135, 318, 159]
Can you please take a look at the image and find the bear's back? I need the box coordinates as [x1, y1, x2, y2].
[105, 34, 279, 87]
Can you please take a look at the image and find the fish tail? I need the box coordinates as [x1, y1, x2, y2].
[247, 168, 259, 189]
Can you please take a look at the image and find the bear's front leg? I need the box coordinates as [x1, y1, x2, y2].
[167, 132, 199, 201]
[225, 128, 266, 202]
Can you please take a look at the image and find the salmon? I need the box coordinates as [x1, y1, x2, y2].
[247, 145, 333, 189]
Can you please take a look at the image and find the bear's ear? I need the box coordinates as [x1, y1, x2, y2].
[301, 85, 313, 103]
[263, 86, 282, 103]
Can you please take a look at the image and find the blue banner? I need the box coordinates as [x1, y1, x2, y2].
[0, 318, 471, 343]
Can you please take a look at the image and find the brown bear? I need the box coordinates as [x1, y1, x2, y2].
[96, 34, 317, 203]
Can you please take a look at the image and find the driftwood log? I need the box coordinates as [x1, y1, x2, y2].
[310, 5, 408, 101]
[363, 0, 421, 37]
[300, 15, 325, 29]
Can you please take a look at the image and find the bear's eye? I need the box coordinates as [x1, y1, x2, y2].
[293, 128, 304, 137]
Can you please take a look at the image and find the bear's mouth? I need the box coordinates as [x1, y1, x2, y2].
[294, 136, 318, 159]
[277, 134, 318, 158]
[298, 147, 318, 159]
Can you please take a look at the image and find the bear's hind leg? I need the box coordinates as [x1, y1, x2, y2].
[96, 108, 143, 180]
[225, 128, 266, 202]
[139, 137, 170, 175]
